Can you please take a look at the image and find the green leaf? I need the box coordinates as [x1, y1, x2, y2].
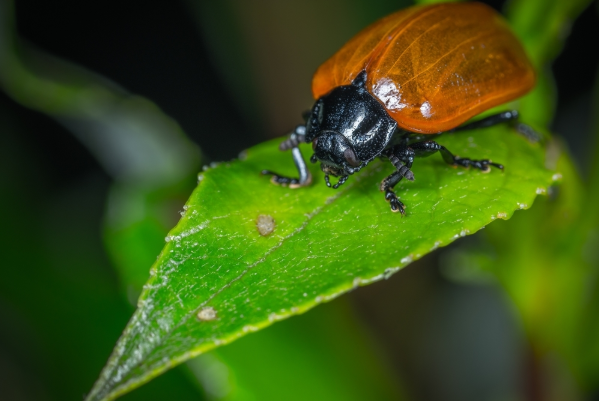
[87, 124, 555, 401]
[481, 146, 596, 394]
[194, 298, 407, 400]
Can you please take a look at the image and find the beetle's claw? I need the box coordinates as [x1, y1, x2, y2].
[491, 162, 504, 171]
[262, 170, 301, 188]
[390, 200, 406, 215]
[453, 158, 504, 173]
[478, 160, 504, 172]
[385, 190, 406, 215]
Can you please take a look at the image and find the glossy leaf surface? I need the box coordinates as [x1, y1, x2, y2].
[87, 124, 555, 400]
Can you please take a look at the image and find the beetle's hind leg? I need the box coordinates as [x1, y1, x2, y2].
[451, 110, 519, 132]
[410, 140, 503, 172]
[261, 125, 312, 188]
[452, 110, 543, 143]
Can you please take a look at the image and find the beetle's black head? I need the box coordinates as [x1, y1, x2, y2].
[311, 130, 361, 177]
[305, 71, 397, 188]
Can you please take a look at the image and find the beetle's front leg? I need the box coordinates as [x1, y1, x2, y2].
[261, 125, 312, 188]
[380, 147, 415, 214]
[380, 170, 408, 214]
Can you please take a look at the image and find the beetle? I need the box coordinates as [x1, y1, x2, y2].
[262, 2, 535, 214]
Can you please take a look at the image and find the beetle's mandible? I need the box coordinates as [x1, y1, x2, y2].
[262, 2, 535, 215]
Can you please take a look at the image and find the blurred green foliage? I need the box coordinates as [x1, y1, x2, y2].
[1, 0, 598, 400]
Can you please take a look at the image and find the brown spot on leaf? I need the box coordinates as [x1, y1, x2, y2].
[256, 214, 275, 236]
[197, 307, 217, 321]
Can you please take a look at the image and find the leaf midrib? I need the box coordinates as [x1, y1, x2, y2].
[95, 162, 374, 398]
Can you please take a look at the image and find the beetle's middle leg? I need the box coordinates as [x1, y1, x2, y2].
[409, 140, 503, 172]
[261, 125, 312, 188]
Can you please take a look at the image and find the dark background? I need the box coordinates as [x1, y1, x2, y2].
[9, 0, 599, 164]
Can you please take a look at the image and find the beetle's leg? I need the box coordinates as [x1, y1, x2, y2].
[380, 170, 408, 215]
[395, 132, 414, 147]
[388, 153, 415, 181]
[450, 110, 543, 143]
[513, 122, 544, 143]
[379, 147, 415, 215]
[451, 110, 519, 132]
[261, 125, 312, 188]
[409, 140, 503, 172]
[278, 125, 307, 150]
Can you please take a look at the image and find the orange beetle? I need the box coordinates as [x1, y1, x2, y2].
[263, 2, 535, 214]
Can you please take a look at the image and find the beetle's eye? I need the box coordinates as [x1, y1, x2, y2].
[312, 137, 318, 150]
[343, 147, 361, 167]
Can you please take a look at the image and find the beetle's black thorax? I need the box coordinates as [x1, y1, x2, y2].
[305, 73, 398, 166]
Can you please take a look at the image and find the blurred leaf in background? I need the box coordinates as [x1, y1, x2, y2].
[0, 0, 205, 399]
[480, 0, 599, 399]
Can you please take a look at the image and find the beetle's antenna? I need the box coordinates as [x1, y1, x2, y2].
[333, 176, 348, 189]
[325, 174, 331, 187]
